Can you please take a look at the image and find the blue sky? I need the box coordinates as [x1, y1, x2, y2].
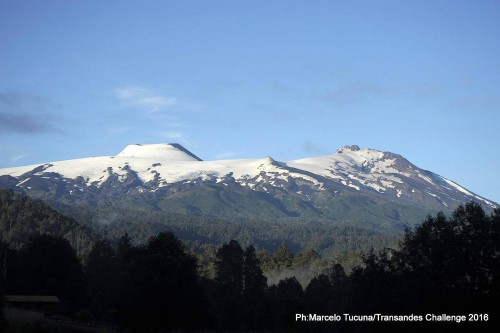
[1, 1, 499, 202]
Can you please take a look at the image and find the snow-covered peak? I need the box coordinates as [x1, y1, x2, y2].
[116, 143, 202, 161]
[335, 145, 383, 158]
[257, 157, 281, 168]
[0, 143, 496, 210]
[337, 144, 361, 153]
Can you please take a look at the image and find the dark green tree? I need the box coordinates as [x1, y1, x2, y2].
[396, 202, 500, 315]
[273, 243, 293, 270]
[215, 240, 245, 292]
[117, 232, 133, 258]
[490, 208, 500, 298]
[349, 248, 401, 314]
[85, 240, 117, 322]
[294, 248, 320, 267]
[305, 273, 332, 313]
[0, 241, 7, 331]
[16, 234, 85, 314]
[214, 240, 244, 329]
[113, 232, 137, 326]
[274, 277, 304, 331]
[328, 263, 348, 313]
[127, 232, 207, 331]
[242, 245, 268, 329]
[453, 203, 498, 295]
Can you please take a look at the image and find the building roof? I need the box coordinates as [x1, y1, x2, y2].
[5, 295, 60, 303]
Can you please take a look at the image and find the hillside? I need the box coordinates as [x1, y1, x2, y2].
[0, 189, 94, 255]
[0, 144, 496, 235]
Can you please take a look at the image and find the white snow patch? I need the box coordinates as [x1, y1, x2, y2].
[418, 173, 435, 185]
[117, 143, 200, 161]
[348, 183, 360, 190]
[441, 177, 474, 196]
[16, 178, 30, 186]
[441, 176, 497, 208]
[380, 179, 395, 189]
[369, 183, 386, 192]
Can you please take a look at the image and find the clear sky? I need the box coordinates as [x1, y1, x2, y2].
[1, 1, 499, 202]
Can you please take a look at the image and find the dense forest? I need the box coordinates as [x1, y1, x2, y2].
[0, 188, 398, 263]
[1, 201, 499, 332]
[0, 190, 95, 255]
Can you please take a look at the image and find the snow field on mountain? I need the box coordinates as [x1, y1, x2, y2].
[0, 143, 496, 209]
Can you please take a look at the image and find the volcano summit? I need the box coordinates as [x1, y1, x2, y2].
[0, 144, 496, 232]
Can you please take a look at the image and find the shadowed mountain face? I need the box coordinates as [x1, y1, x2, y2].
[0, 144, 496, 232]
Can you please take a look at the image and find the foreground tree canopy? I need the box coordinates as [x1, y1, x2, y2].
[0, 202, 498, 332]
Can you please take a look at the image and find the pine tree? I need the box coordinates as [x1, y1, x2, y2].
[273, 242, 293, 270]
[17, 234, 85, 314]
[127, 232, 206, 331]
[215, 240, 244, 294]
[242, 245, 267, 329]
[214, 240, 244, 329]
[85, 240, 117, 322]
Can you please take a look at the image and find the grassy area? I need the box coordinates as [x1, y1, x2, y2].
[4, 308, 111, 333]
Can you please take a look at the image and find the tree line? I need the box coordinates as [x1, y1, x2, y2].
[1, 202, 499, 332]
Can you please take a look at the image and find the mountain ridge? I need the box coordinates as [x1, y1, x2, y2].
[0, 143, 496, 233]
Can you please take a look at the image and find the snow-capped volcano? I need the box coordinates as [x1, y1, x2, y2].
[288, 145, 496, 208]
[0, 144, 496, 230]
[117, 143, 202, 161]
